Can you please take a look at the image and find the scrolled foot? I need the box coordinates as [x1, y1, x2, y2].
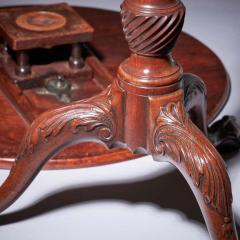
[0, 86, 117, 213]
[152, 100, 238, 240]
[209, 115, 240, 153]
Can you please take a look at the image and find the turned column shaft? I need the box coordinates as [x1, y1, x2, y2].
[118, 0, 185, 150]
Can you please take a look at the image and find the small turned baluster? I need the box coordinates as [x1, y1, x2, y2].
[69, 43, 84, 69]
[0, 39, 8, 57]
[15, 50, 31, 77]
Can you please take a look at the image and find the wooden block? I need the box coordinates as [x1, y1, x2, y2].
[0, 3, 94, 50]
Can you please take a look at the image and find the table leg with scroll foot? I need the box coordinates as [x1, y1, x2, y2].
[0, 86, 119, 213]
[152, 93, 237, 240]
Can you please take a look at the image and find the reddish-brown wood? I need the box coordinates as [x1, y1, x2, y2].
[0, 1, 238, 239]
[183, 73, 208, 134]
[78, 7, 229, 122]
[0, 3, 94, 51]
[0, 7, 230, 170]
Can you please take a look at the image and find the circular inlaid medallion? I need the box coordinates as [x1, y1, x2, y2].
[16, 11, 66, 32]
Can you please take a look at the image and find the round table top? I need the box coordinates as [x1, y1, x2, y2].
[77, 7, 229, 123]
[0, 7, 230, 170]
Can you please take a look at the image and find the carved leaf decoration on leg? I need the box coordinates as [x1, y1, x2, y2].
[153, 101, 232, 220]
[18, 86, 115, 158]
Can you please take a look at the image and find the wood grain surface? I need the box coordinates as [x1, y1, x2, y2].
[0, 7, 230, 170]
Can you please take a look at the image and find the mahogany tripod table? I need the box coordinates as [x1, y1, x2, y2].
[0, 7, 232, 170]
[0, 1, 238, 240]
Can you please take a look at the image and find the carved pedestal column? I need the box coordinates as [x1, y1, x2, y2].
[0, 0, 238, 239]
[118, 0, 238, 239]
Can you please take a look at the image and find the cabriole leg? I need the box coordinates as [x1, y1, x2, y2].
[0, 86, 117, 213]
[152, 96, 238, 240]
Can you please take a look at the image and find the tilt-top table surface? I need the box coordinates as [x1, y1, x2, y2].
[0, 7, 229, 170]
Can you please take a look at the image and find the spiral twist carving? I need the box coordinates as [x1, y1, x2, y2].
[121, 0, 185, 56]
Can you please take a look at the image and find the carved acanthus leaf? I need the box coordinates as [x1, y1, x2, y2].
[18, 86, 115, 157]
[154, 101, 232, 220]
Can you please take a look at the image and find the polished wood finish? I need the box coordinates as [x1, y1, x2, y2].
[0, 3, 94, 51]
[0, 3, 94, 88]
[0, 1, 238, 239]
[0, 7, 230, 170]
[78, 7, 229, 123]
[184, 73, 208, 134]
